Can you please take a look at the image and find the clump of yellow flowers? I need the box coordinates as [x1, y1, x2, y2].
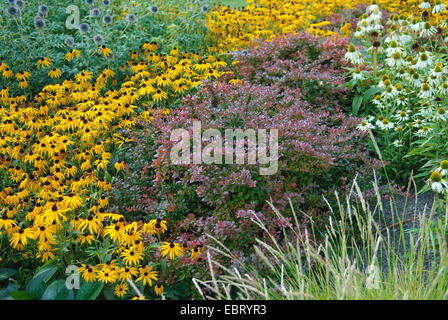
[207, 0, 448, 52]
[0, 39, 225, 298]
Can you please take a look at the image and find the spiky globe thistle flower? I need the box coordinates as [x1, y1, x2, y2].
[7, 6, 18, 16]
[64, 36, 75, 47]
[93, 34, 104, 45]
[34, 16, 46, 29]
[15, 0, 24, 9]
[102, 14, 112, 24]
[79, 22, 90, 33]
[90, 8, 100, 17]
[38, 4, 49, 17]
[126, 13, 136, 23]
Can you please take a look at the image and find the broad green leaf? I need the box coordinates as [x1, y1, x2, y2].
[160, 258, 167, 277]
[0, 282, 19, 299]
[41, 280, 74, 300]
[352, 95, 363, 115]
[76, 281, 103, 300]
[0, 268, 16, 281]
[26, 264, 58, 297]
[9, 290, 32, 300]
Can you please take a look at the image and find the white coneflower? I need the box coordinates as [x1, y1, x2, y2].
[394, 109, 410, 122]
[419, 1, 432, 10]
[357, 119, 375, 131]
[381, 85, 397, 99]
[366, 4, 380, 13]
[345, 44, 364, 65]
[428, 171, 448, 194]
[396, 68, 408, 80]
[399, 33, 413, 45]
[420, 22, 437, 37]
[441, 18, 448, 28]
[432, 0, 446, 14]
[410, 18, 425, 32]
[378, 75, 391, 88]
[385, 40, 403, 56]
[430, 62, 445, 78]
[392, 139, 405, 148]
[435, 160, 448, 177]
[418, 82, 433, 98]
[352, 68, 365, 81]
[416, 125, 433, 136]
[396, 95, 409, 107]
[434, 106, 448, 121]
[372, 94, 384, 106]
[377, 117, 395, 130]
[437, 82, 448, 95]
[386, 51, 405, 68]
[416, 52, 432, 69]
[409, 72, 423, 88]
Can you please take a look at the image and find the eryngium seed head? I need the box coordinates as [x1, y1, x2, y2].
[126, 13, 136, 23]
[7, 6, 18, 16]
[150, 5, 158, 13]
[79, 22, 90, 33]
[102, 0, 110, 5]
[85, 0, 94, 5]
[38, 4, 49, 17]
[90, 8, 100, 17]
[15, 0, 24, 9]
[64, 36, 75, 47]
[102, 14, 112, 24]
[34, 16, 46, 29]
[93, 34, 104, 45]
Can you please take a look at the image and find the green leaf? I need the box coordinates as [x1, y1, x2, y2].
[103, 286, 117, 300]
[0, 282, 19, 299]
[26, 264, 58, 297]
[161, 258, 167, 277]
[9, 290, 32, 300]
[76, 281, 104, 300]
[363, 86, 382, 102]
[171, 282, 190, 297]
[352, 95, 363, 115]
[0, 268, 16, 281]
[418, 184, 431, 194]
[41, 280, 74, 300]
